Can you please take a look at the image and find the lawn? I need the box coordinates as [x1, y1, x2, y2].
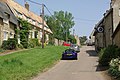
[0, 46, 68, 80]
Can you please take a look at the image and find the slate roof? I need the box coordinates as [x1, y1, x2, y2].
[0, 1, 18, 25]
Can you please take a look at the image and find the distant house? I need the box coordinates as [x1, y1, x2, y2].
[1, 0, 52, 44]
[0, 1, 18, 45]
[89, 29, 95, 45]
[74, 35, 80, 46]
[93, 18, 104, 51]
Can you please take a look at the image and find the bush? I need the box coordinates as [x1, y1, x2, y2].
[99, 45, 118, 66]
[17, 44, 24, 49]
[108, 58, 120, 79]
[1, 38, 17, 50]
[28, 38, 39, 48]
[1, 41, 8, 50]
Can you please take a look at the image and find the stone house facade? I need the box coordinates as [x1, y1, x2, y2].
[1, 0, 52, 45]
[93, 19, 104, 51]
[93, 0, 120, 51]
[0, 1, 18, 45]
[111, 0, 120, 47]
[103, 9, 113, 47]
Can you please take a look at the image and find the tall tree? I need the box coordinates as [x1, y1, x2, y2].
[45, 10, 75, 41]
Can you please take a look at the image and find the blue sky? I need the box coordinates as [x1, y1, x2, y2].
[15, 0, 110, 37]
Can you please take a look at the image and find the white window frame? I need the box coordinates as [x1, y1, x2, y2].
[3, 31, 8, 40]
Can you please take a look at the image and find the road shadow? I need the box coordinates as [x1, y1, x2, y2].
[86, 50, 98, 57]
[95, 65, 109, 72]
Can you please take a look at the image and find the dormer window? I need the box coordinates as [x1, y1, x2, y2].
[3, 12, 10, 24]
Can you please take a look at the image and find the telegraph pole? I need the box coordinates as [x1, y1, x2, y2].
[42, 4, 45, 48]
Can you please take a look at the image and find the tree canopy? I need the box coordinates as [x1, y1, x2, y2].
[45, 10, 75, 42]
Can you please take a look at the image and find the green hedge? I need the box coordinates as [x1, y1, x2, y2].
[98, 45, 119, 66]
[1, 38, 17, 50]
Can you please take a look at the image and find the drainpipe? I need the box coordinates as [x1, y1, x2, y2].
[111, 8, 114, 45]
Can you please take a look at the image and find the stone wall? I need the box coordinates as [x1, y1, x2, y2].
[112, 0, 120, 31]
[113, 29, 120, 47]
[0, 18, 3, 46]
[54, 38, 64, 46]
[103, 10, 113, 47]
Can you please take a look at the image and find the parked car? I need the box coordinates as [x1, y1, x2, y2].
[62, 49, 77, 60]
[63, 42, 71, 46]
[86, 40, 93, 46]
[70, 44, 80, 52]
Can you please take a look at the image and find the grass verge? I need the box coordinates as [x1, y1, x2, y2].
[0, 46, 68, 80]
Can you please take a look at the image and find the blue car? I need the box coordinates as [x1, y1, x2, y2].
[62, 49, 77, 60]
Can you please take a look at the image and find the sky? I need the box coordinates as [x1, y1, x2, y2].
[15, 0, 110, 37]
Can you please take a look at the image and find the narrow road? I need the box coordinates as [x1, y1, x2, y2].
[33, 46, 111, 80]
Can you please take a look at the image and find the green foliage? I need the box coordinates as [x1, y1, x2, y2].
[98, 45, 119, 66]
[80, 36, 87, 45]
[48, 34, 54, 45]
[1, 38, 17, 50]
[0, 46, 67, 80]
[68, 35, 76, 44]
[108, 58, 120, 79]
[19, 18, 31, 48]
[17, 44, 24, 49]
[45, 10, 75, 41]
[0, 48, 4, 53]
[28, 38, 39, 48]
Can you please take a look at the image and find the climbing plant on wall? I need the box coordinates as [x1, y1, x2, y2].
[19, 18, 32, 48]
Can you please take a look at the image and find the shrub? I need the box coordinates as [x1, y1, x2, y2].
[0, 48, 4, 53]
[17, 44, 24, 49]
[99, 45, 118, 66]
[21, 42, 28, 49]
[108, 58, 120, 79]
[1, 41, 8, 50]
[28, 38, 39, 48]
[1, 38, 17, 50]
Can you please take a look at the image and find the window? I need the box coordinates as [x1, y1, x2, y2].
[40, 31, 42, 38]
[3, 12, 10, 24]
[3, 31, 8, 40]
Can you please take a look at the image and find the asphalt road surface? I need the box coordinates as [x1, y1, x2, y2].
[33, 46, 111, 80]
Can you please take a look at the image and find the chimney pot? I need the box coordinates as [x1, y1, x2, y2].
[25, 2, 29, 11]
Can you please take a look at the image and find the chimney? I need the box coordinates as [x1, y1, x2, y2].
[110, 0, 116, 8]
[25, 2, 29, 11]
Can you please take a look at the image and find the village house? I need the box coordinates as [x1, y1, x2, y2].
[103, 9, 113, 47]
[93, 0, 120, 51]
[93, 19, 104, 51]
[89, 29, 95, 45]
[0, 1, 18, 46]
[1, 0, 52, 45]
[111, 0, 120, 47]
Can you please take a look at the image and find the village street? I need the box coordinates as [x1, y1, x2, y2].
[33, 46, 111, 80]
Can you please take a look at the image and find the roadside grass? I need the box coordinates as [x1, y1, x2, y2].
[0, 46, 68, 80]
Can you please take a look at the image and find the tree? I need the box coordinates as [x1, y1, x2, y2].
[79, 36, 87, 45]
[45, 10, 75, 42]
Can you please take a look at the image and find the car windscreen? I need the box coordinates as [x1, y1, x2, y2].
[65, 49, 74, 53]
